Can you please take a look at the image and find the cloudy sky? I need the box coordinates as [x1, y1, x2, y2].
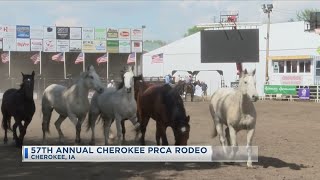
[0, 0, 319, 42]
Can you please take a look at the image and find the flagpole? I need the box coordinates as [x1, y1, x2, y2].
[83, 52, 85, 72]
[107, 53, 109, 80]
[63, 52, 66, 79]
[39, 51, 42, 75]
[8, 50, 11, 77]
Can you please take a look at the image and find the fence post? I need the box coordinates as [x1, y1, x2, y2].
[317, 85, 319, 103]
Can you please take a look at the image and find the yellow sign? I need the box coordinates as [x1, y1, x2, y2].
[269, 55, 312, 61]
[82, 40, 95, 52]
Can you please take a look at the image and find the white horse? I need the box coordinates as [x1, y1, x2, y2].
[42, 65, 104, 144]
[209, 69, 258, 168]
[87, 66, 140, 145]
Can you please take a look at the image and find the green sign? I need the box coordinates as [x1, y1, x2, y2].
[95, 28, 106, 40]
[107, 40, 119, 53]
[317, 46, 320, 55]
[264, 85, 297, 95]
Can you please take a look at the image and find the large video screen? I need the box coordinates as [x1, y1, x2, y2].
[201, 29, 259, 63]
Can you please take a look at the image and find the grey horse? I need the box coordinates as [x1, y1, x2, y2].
[87, 66, 140, 145]
[209, 69, 258, 168]
[42, 65, 104, 144]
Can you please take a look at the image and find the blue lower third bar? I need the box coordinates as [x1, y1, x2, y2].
[24, 148, 28, 159]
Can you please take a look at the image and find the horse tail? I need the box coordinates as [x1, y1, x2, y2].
[1, 114, 13, 132]
[209, 103, 218, 138]
[41, 94, 53, 133]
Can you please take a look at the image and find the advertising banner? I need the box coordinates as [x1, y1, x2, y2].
[43, 26, 56, 39]
[30, 26, 43, 39]
[264, 85, 296, 95]
[118, 28, 130, 40]
[82, 27, 94, 40]
[1, 25, 16, 38]
[70, 27, 82, 40]
[82, 40, 95, 52]
[3, 38, 16, 51]
[107, 28, 118, 40]
[69, 40, 82, 52]
[131, 41, 142, 53]
[16, 38, 30, 51]
[107, 40, 119, 53]
[298, 88, 310, 100]
[95, 28, 106, 40]
[56, 39, 69, 52]
[118, 40, 131, 53]
[43, 39, 56, 52]
[31, 39, 43, 51]
[130, 28, 143, 40]
[16, 25, 30, 38]
[56, 27, 70, 39]
[94, 40, 106, 53]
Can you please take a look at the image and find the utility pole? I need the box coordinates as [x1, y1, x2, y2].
[262, 4, 273, 84]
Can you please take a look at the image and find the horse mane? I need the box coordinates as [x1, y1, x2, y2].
[162, 84, 187, 126]
[117, 73, 143, 90]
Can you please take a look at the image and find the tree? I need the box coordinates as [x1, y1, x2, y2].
[296, 8, 319, 21]
[183, 26, 206, 37]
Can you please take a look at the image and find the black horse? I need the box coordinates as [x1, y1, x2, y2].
[1, 71, 36, 147]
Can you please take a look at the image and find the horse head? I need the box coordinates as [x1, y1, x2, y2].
[84, 65, 104, 94]
[238, 68, 258, 102]
[175, 115, 190, 145]
[123, 67, 134, 93]
[21, 71, 35, 100]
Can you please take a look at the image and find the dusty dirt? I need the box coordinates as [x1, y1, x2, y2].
[0, 100, 319, 180]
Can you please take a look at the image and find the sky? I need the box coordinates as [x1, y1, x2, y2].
[0, 0, 319, 42]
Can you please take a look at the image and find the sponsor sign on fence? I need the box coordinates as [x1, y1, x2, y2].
[264, 85, 296, 95]
[56, 27, 70, 39]
[298, 88, 310, 100]
[131, 41, 142, 53]
[69, 40, 82, 52]
[70, 27, 82, 40]
[16, 38, 30, 51]
[118, 28, 130, 40]
[16, 25, 30, 38]
[107, 28, 118, 39]
[30, 26, 43, 39]
[43, 39, 56, 52]
[95, 28, 106, 40]
[3, 38, 16, 51]
[82, 40, 95, 52]
[119, 40, 131, 53]
[56, 39, 69, 52]
[82, 27, 94, 40]
[31, 39, 43, 51]
[43, 26, 56, 39]
[107, 40, 119, 53]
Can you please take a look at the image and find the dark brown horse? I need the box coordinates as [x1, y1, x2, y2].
[137, 84, 190, 145]
[1, 71, 36, 147]
[175, 81, 195, 102]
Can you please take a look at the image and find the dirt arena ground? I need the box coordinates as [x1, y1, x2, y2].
[0, 100, 319, 180]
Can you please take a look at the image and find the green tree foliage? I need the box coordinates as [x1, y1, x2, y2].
[184, 26, 206, 37]
[143, 40, 167, 52]
[296, 8, 319, 21]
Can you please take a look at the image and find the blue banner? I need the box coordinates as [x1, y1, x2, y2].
[16, 25, 30, 38]
[298, 88, 310, 100]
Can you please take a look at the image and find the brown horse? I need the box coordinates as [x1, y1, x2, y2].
[137, 84, 190, 145]
[175, 81, 195, 102]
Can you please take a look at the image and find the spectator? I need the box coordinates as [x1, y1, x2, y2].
[201, 81, 208, 97]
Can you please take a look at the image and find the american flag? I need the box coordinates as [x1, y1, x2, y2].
[75, 52, 84, 64]
[51, 52, 64, 62]
[1, 52, 9, 64]
[30, 52, 40, 65]
[151, 53, 163, 64]
[96, 53, 108, 65]
[127, 52, 136, 64]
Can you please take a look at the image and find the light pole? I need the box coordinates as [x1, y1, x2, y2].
[262, 4, 273, 84]
[140, 25, 146, 75]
